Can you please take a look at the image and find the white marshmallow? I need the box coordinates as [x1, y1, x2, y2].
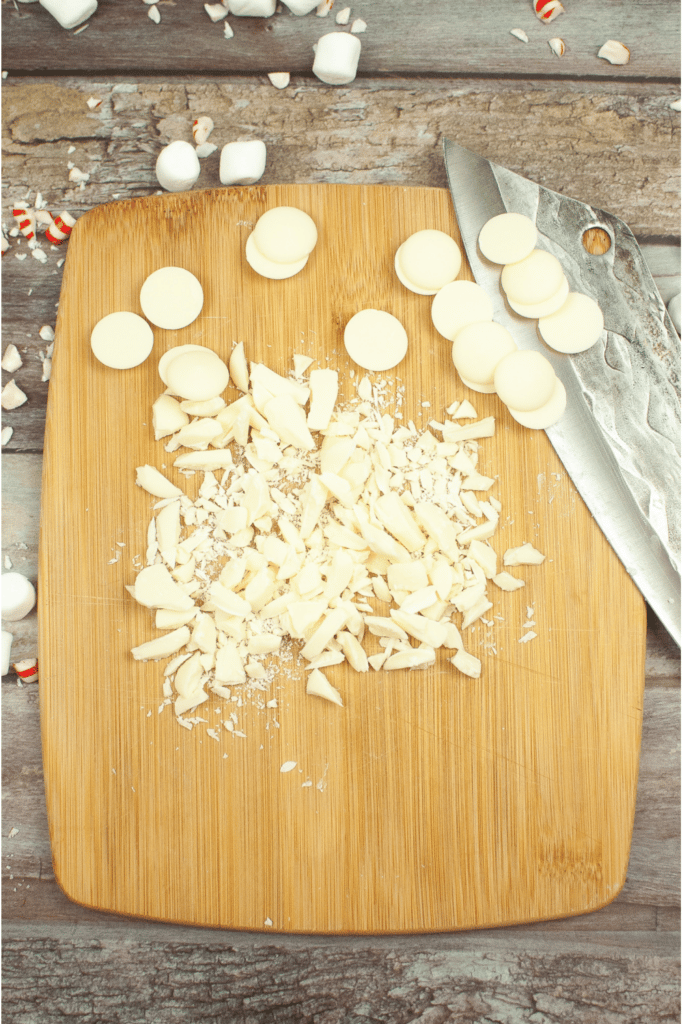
[312, 32, 361, 85]
[39, 0, 97, 28]
[281, 0, 319, 12]
[156, 140, 201, 193]
[228, 0, 276, 14]
[1, 631, 12, 676]
[219, 140, 267, 185]
[2, 573, 36, 621]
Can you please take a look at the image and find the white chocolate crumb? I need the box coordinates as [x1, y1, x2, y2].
[510, 28, 528, 42]
[350, 17, 366, 32]
[597, 40, 630, 65]
[548, 37, 565, 56]
[268, 72, 291, 89]
[335, 5, 350, 23]
[280, 760, 297, 772]
[148, 4, 161, 23]
[1, 380, 27, 410]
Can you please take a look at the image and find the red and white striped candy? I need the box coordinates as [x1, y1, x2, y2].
[12, 658, 38, 683]
[12, 206, 36, 241]
[1, 236, 9, 257]
[45, 210, 76, 245]
[534, 0, 564, 21]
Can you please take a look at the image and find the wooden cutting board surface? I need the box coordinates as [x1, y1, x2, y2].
[39, 183, 647, 934]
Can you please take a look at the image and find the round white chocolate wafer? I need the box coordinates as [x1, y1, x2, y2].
[158, 344, 208, 387]
[478, 212, 537, 265]
[245, 232, 309, 279]
[91, 311, 154, 369]
[394, 246, 436, 295]
[456, 373, 497, 394]
[140, 267, 204, 330]
[507, 378, 567, 429]
[539, 291, 604, 353]
[431, 280, 494, 341]
[507, 276, 569, 319]
[396, 230, 461, 293]
[251, 206, 317, 264]
[501, 249, 564, 306]
[344, 309, 408, 371]
[165, 348, 230, 402]
[493, 349, 556, 412]
[451, 321, 516, 387]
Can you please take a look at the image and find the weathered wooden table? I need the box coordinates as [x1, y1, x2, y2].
[2, 2, 680, 1020]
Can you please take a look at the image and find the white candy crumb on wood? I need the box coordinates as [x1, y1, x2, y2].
[205, 2, 229, 20]
[1, 427, 13, 446]
[597, 40, 630, 65]
[335, 5, 350, 23]
[503, 542, 545, 566]
[670, 98, 682, 111]
[39, 325, 55, 342]
[450, 649, 481, 679]
[1, 380, 28, 410]
[519, 631, 538, 643]
[280, 760, 297, 772]
[8, 827, 19, 839]
[86, 96, 102, 109]
[148, 4, 161, 23]
[350, 18, 366, 32]
[548, 37, 565, 56]
[224, 21, 234, 38]
[264, 917, 273, 925]
[268, 72, 291, 89]
[1, 345, 23, 372]
[510, 28, 529, 42]
[316, 0, 333, 14]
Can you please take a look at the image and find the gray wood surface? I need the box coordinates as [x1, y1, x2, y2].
[2, 0, 681, 79]
[1, 7, 680, 1019]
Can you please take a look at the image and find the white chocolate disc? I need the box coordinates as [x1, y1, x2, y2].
[251, 206, 317, 264]
[396, 230, 462, 292]
[91, 311, 154, 369]
[344, 309, 408, 371]
[394, 245, 436, 295]
[501, 249, 565, 306]
[245, 232, 308, 279]
[456, 373, 497, 394]
[451, 321, 516, 387]
[165, 348, 230, 401]
[539, 291, 605, 353]
[507, 378, 567, 429]
[478, 212, 537, 265]
[158, 344, 208, 387]
[140, 267, 204, 330]
[431, 280, 494, 341]
[493, 349, 556, 412]
[507, 276, 569, 319]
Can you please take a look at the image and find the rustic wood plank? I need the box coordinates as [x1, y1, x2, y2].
[3, 77, 680, 452]
[1, 924, 680, 1024]
[1, 0, 680, 79]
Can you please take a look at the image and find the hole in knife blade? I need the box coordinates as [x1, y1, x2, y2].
[582, 228, 612, 255]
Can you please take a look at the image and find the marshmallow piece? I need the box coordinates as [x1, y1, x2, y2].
[452, 321, 517, 391]
[478, 213, 537, 265]
[219, 140, 267, 185]
[155, 140, 201, 193]
[312, 32, 361, 85]
[344, 309, 408, 372]
[140, 267, 204, 330]
[2, 572, 36, 621]
[396, 230, 462, 293]
[281, 0, 319, 12]
[91, 311, 154, 369]
[501, 249, 565, 306]
[252, 206, 317, 264]
[228, 0, 276, 14]
[38, 0, 97, 29]
[1, 631, 12, 676]
[431, 280, 494, 341]
[245, 233, 309, 279]
[507, 378, 567, 429]
[493, 350, 557, 412]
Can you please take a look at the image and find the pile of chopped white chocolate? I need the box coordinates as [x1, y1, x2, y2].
[129, 345, 545, 737]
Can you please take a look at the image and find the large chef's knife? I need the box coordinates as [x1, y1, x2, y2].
[442, 138, 681, 646]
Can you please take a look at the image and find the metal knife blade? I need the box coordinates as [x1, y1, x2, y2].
[443, 137, 681, 646]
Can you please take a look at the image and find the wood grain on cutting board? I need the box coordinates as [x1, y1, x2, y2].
[38, 184, 646, 934]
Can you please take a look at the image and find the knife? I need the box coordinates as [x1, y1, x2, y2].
[442, 137, 681, 647]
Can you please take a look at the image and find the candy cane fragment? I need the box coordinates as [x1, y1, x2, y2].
[534, 0, 564, 22]
[12, 206, 35, 241]
[45, 210, 76, 244]
[12, 658, 39, 683]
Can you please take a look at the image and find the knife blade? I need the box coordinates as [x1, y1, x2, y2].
[442, 137, 681, 647]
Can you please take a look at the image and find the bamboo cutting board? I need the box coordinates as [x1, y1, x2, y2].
[39, 184, 647, 934]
